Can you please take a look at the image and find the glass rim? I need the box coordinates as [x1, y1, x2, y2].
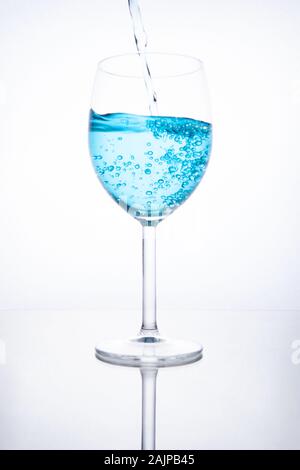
[97, 52, 204, 79]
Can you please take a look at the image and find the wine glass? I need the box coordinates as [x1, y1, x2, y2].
[89, 52, 212, 367]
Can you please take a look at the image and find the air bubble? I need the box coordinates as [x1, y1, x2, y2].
[168, 166, 177, 174]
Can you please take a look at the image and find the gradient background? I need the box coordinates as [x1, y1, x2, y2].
[0, 0, 299, 312]
[0, 0, 300, 450]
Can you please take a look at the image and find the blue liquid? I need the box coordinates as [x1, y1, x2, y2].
[89, 110, 212, 224]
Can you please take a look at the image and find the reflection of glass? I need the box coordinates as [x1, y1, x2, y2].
[96, 360, 201, 449]
[89, 53, 212, 366]
[140, 368, 157, 450]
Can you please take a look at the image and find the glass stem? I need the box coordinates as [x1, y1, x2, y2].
[140, 224, 159, 336]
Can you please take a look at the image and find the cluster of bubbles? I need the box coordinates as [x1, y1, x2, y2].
[146, 116, 211, 209]
[90, 112, 212, 222]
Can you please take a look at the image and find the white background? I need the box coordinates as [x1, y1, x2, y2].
[0, 0, 300, 312]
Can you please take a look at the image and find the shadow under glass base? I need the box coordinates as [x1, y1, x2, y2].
[95, 335, 203, 367]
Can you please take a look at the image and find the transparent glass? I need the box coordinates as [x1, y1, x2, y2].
[140, 368, 157, 450]
[89, 53, 212, 366]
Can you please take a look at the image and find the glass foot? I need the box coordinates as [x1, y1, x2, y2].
[95, 335, 203, 367]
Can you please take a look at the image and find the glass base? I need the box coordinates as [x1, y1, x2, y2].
[95, 335, 203, 367]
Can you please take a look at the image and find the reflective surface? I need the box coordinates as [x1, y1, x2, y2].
[0, 309, 299, 449]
